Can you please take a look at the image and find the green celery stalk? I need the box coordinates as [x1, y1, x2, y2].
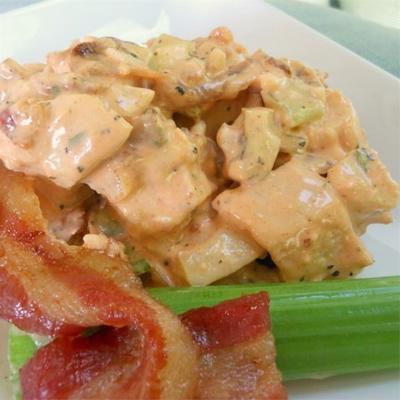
[8, 276, 400, 394]
[149, 276, 400, 380]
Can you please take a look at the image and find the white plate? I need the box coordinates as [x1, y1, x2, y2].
[0, 0, 399, 399]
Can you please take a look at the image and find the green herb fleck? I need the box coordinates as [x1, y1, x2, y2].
[94, 209, 124, 237]
[299, 139, 306, 148]
[356, 147, 374, 172]
[128, 52, 138, 58]
[50, 85, 61, 96]
[192, 146, 198, 154]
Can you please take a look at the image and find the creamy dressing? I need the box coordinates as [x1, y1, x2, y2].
[85, 108, 215, 235]
[214, 159, 373, 281]
[0, 27, 398, 286]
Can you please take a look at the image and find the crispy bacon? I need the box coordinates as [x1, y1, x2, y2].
[181, 292, 270, 351]
[182, 293, 287, 400]
[0, 165, 284, 399]
[21, 326, 164, 400]
[0, 165, 198, 399]
[21, 293, 285, 400]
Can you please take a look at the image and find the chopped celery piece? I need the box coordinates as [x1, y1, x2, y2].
[132, 259, 150, 275]
[8, 276, 400, 396]
[291, 104, 323, 126]
[262, 77, 325, 128]
[124, 245, 150, 275]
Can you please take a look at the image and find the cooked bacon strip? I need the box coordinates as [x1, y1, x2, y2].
[21, 326, 167, 400]
[21, 292, 285, 400]
[0, 165, 198, 399]
[182, 293, 287, 400]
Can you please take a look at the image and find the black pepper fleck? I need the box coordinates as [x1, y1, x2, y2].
[175, 86, 185, 95]
[192, 146, 198, 154]
[327, 265, 334, 269]
[77, 166, 84, 173]
[331, 270, 340, 277]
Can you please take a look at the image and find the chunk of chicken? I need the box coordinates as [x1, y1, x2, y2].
[0, 94, 132, 187]
[85, 108, 215, 235]
[213, 158, 373, 281]
[0, 59, 154, 188]
[47, 28, 293, 114]
[328, 148, 399, 234]
[300, 89, 367, 161]
[217, 107, 280, 182]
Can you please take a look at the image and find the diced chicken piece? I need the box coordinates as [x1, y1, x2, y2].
[328, 148, 399, 234]
[1, 56, 156, 188]
[102, 84, 154, 123]
[45, 29, 292, 115]
[136, 201, 263, 286]
[48, 208, 85, 242]
[217, 108, 280, 182]
[0, 93, 133, 187]
[85, 108, 215, 235]
[47, 36, 156, 79]
[33, 177, 93, 212]
[175, 224, 264, 286]
[32, 178, 93, 242]
[213, 158, 373, 281]
[149, 29, 292, 111]
[300, 89, 367, 161]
